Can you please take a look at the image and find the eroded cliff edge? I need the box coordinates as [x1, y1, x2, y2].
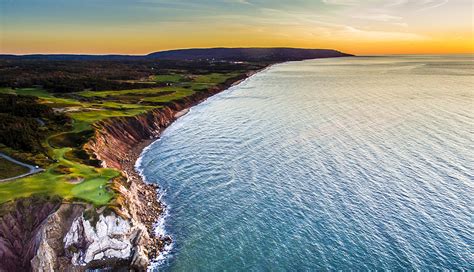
[0, 71, 258, 272]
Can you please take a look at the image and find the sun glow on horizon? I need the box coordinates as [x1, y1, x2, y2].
[1, 0, 473, 55]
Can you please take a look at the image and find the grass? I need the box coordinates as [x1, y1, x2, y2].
[0, 87, 53, 98]
[79, 88, 170, 98]
[0, 147, 119, 205]
[48, 131, 93, 148]
[1, 71, 245, 206]
[141, 87, 194, 103]
[0, 169, 117, 206]
[69, 108, 150, 126]
[0, 87, 122, 205]
[0, 87, 83, 108]
[0, 157, 29, 179]
[193, 73, 237, 84]
[154, 74, 185, 83]
[0, 88, 152, 206]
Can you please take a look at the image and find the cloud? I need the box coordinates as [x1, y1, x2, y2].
[238, 0, 253, 4]
[392, 22, 409, 27]
[225, 0, 253, 5]
[321, 0, 359, 6]
[385, 0, 450, 10]
[352, 14, 403, 22]
[255, 8, 425, 42]
[322, 0, 450, 11]
[340, 26, 425, 41]
[419, 0, 449, 10]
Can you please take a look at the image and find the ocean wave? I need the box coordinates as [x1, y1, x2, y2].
[138, 55, 473, 270]
[136, 67, 273, 270]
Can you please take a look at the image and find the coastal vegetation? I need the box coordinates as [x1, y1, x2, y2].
[0, 58, 266, 206]
[0, 49, 351, 270]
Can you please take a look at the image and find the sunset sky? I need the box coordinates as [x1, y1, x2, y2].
[1, 0, 473, 55]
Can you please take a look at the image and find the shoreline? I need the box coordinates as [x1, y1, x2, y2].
[130, 64, 272, 176]
[124, 65, 272, 265]
[22, 61, 288, 270]
[0, 55, 353, 271]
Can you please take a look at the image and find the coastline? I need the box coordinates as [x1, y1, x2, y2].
[0, 53, 354, 271]
[14, 65, 273, 272]
[131, 65, 271, 178]
[107, 65, 272, 267]
[130, 66, 272, 265]
[130, 65, 271, 180]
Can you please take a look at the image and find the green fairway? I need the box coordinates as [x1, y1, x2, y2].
[0, 147, 119, 205]
[0, 169, 116, 205]
[0, 70, 247, 206]
[141, 87, 195, 103]
[69, 107, 150, 127]
[79, 88, 170, 98]
[154, 74, 185, 83]
[193, 73, 238, 84]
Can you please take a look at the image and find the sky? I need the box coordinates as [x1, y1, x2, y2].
[0, 0, 473, 55]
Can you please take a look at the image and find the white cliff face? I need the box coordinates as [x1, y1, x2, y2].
[64, 213, 147, 267]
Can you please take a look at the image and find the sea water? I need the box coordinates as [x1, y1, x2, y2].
[138, 55, 473, 271]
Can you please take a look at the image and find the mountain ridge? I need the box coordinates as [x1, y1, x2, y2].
[0, 47, 353, 61]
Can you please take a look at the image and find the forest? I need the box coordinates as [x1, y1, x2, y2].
[0, 94, 69, 153]
[0, 57, 267, 207]
[0, 59, 264, 93]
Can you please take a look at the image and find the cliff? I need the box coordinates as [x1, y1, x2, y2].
[0, 53, 354, 271]
[74, 75, 252, 269]
[17, 73, 253, 271]
[0, 71, 254, 272]
[0, 198, 61, 271]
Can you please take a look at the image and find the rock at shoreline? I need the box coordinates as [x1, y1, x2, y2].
[63, 213, 148, 268]
[0, 68, 255, 271]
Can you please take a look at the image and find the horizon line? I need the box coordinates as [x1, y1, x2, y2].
[1, 47, 473, 57]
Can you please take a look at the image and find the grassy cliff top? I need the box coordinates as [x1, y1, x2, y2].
[0, 60, 263, 206]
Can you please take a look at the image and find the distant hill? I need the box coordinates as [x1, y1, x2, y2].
[0, 47, 352, 61]
[146, 48, 353, 61]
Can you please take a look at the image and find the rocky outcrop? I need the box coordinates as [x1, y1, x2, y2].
[0, 197, 61, 271]
[31, 204, 84, 271]
[78, 74, 254, 269]
[86, 85, 235, 171]
[64, 213, 141, 268]
[31, 204, 156, 271]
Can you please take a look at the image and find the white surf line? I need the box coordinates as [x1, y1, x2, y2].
[0, 153, 44, 182]
[137, 66, 276, 270]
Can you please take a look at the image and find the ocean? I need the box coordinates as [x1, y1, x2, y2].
[137, 55, 473, 271]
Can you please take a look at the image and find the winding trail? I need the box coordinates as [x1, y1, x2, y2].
[0, 153, 43, 182]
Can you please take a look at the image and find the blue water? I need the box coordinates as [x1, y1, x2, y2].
[138, 55, 474, 271]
